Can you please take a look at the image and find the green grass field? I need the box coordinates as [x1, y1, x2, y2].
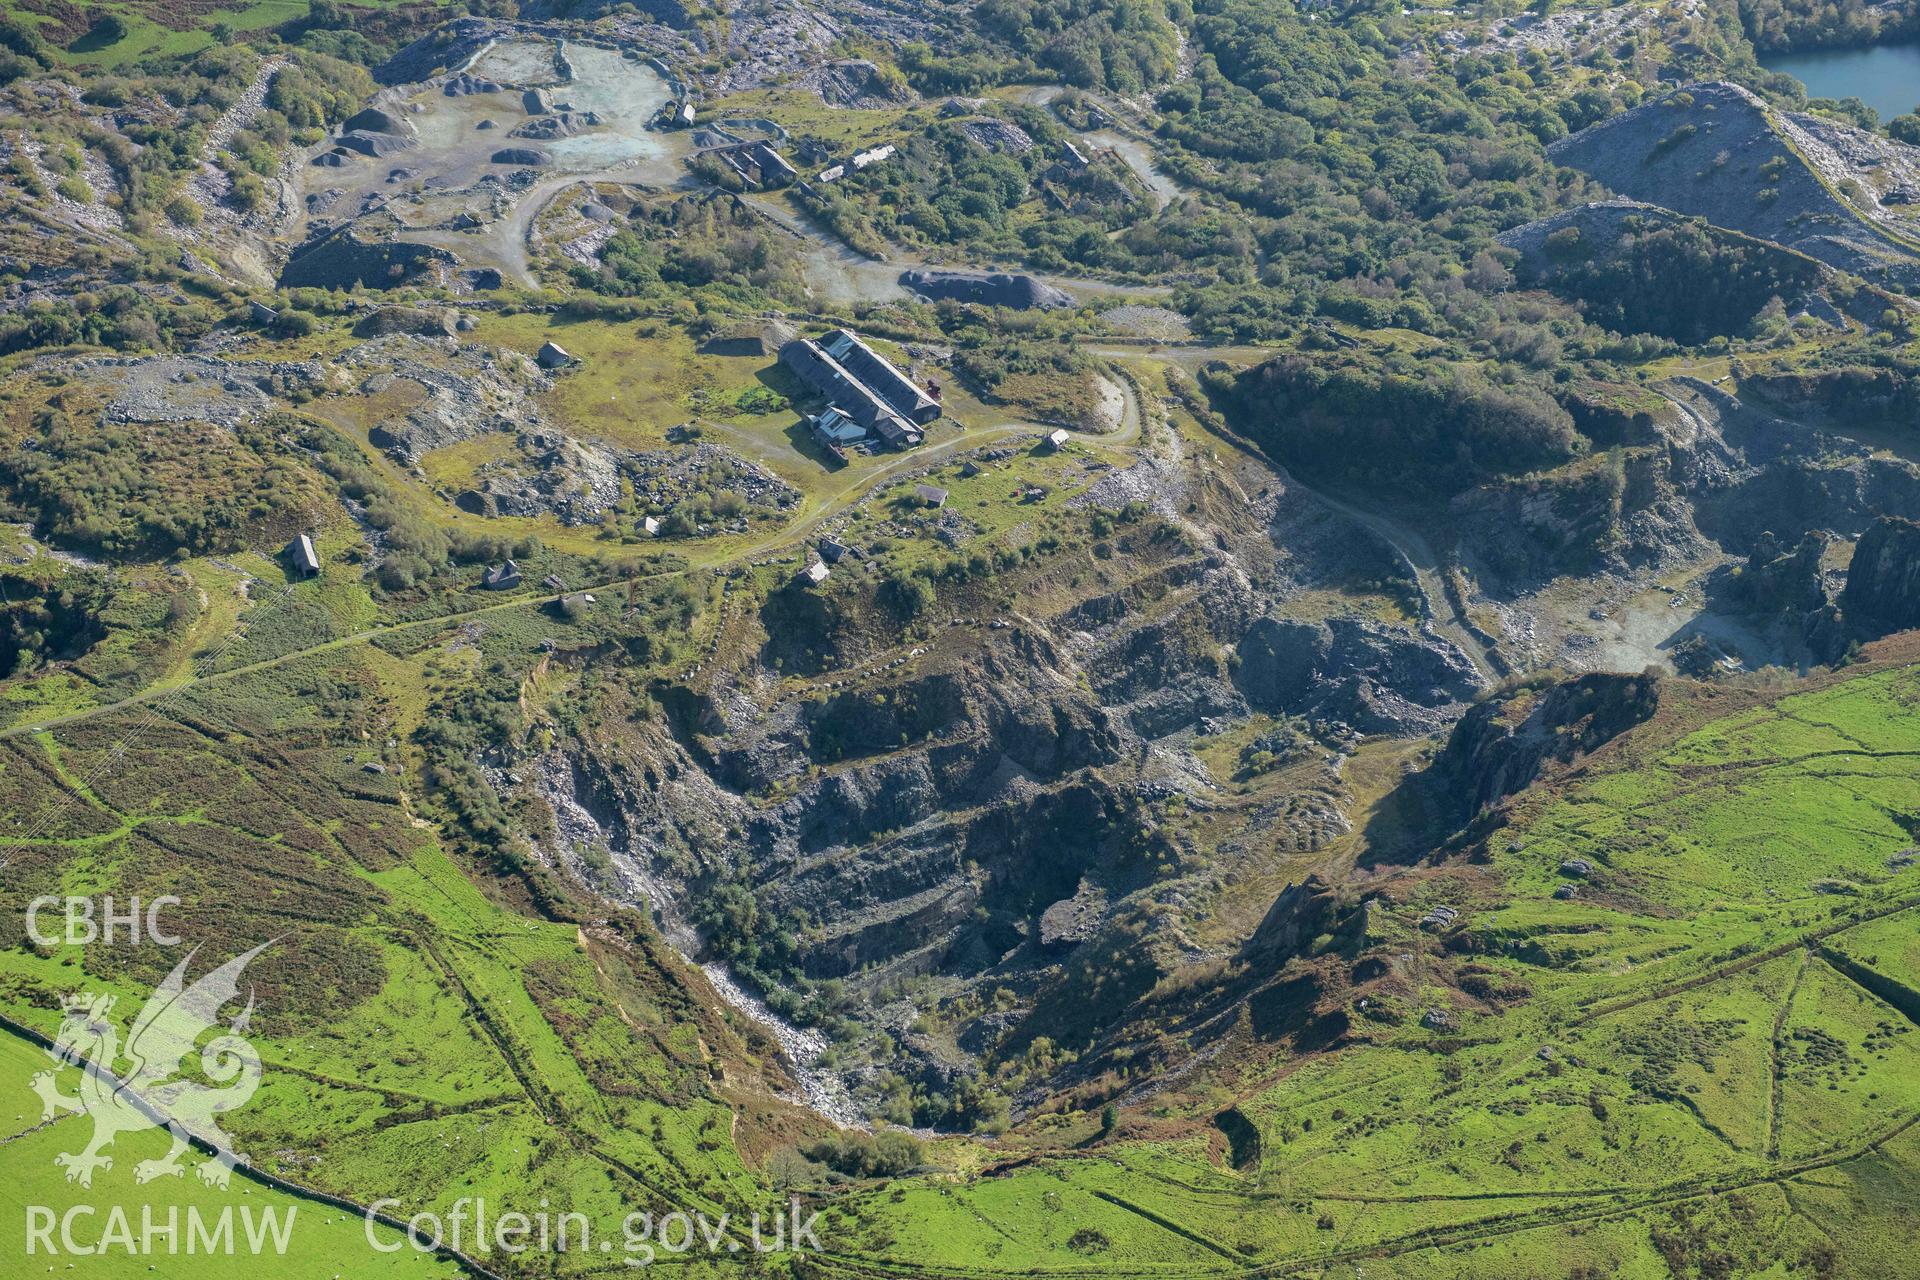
[0, 1034, 466, 1277]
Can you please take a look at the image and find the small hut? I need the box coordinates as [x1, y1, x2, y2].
[284, 533, 320, 579]
[483, 559, 523, 590]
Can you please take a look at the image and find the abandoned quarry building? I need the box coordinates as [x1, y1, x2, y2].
[781, 329, 939, 452]
[796, 560, 831, 588]
[1045, 428, 1070, 451]
[285, 533, 320, 578]
[703, 140, 797, 189]
[810, 405, 871, 446]
[820, 329, 939, 424]
[815, 143, 896, 185]
[483, 560, 523, 590]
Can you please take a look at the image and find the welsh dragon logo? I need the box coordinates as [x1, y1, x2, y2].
[30, 941, 272, 1189]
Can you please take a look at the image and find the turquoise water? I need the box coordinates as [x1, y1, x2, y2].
[1760, 44, 1920, 122]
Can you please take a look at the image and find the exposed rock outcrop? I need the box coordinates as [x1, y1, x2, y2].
[1234, 615, 1482, 736]
[1840, 516, 1920, 640]
[341, 337, 551, 458]
[1549, 82, 1920, 286]
[807, 60, 910, 108]
[1727, 529, 1832, 616]
[460, 436, 799, 527]
[1246, 874, 1348, 957]
[351, 306, 457, 339]
[955, 118, 1035, 155]
[279, 229, 454, 290]
[67, 354, 322, 428]
[1435, 670, 1661, 817]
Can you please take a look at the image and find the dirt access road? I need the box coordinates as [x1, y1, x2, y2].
[0, 375, 1141, 743]
[1094, 343, 1505, 682]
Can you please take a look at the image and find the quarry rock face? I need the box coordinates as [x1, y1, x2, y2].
[1714, 528, 1854, 663]
[1841, 516, 1920, 640]
[1233, 617, 1332, 710]
[1731, 529, 1832, 616]
[1749, 366, 1920, 424]
[1233, 616, 1481, 735]
[1437, 671, 1662, 817]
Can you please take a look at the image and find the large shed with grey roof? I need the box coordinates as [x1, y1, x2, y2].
[818, 329, 940, 425]
[779, 337, 924, 448]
